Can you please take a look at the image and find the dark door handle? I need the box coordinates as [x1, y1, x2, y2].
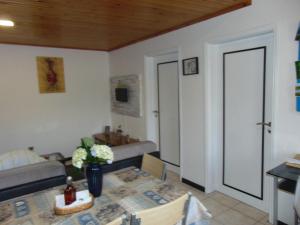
[256, 122, 271, 127]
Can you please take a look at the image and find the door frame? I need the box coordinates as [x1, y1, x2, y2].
[144, 49, 182, 174]
[222, 46, 267, 200]
[157, 61, 181, 167]
[204, 27, 277, 213]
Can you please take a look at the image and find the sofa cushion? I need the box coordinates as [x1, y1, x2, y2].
[0, 160, 66, 190]
[0, 149, 46, 171]
[112, 141, 157, 161]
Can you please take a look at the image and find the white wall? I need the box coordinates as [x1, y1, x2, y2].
[110, 1, 300, 224]
[0, 44, 111, 157]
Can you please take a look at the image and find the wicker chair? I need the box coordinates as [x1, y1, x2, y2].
[107, 215, 127, 225]
[130, 193, 191, 225]
[141, 153, 166, 180]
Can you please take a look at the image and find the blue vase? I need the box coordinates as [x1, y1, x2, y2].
[86, 163, 103, 197]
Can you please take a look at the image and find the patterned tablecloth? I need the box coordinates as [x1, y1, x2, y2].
[0, 167, 211, 225]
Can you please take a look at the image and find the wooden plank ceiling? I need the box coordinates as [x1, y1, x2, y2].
[0, 0, 251, 51]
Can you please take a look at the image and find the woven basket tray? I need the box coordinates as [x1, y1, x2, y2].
[54, 191, 94, 215]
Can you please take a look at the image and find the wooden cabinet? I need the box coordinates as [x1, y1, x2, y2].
[93, 132, 139, 147]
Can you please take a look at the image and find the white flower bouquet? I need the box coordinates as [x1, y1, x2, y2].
[72, 137, 114, 169]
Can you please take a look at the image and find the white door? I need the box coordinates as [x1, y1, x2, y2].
[157, 61, 180, 168]
[219, 34, 274, 211]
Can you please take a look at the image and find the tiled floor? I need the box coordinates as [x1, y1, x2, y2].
[166, 170, 271, 225]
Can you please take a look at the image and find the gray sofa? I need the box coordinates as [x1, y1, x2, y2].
[0, 141, 157, 201]
[113, 141, 157, 161]
[66, 141, 159, 180]
[102, 141, 159, 173]
[0, 159, 66, 201]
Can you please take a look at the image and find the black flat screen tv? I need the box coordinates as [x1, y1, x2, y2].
[115, 87, 128, 102]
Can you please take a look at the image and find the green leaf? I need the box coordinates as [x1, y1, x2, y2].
[81, 137, 94, 148]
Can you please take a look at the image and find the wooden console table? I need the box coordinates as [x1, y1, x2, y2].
[93, 132, 139, 146]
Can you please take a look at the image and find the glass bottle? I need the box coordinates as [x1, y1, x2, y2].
[64, 176, 76, 205]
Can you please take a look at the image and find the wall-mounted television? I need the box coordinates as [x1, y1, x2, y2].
[115, 87, 128, 102]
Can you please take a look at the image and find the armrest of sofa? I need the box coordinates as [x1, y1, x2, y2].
[112, 141, 157, 161]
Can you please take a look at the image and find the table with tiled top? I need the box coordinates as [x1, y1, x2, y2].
[0, 167, 210, 225]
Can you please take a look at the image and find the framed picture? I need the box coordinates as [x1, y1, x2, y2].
[182, 57, 199, 75]
[36, 56, 65, 93]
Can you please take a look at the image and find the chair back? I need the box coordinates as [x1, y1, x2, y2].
[130, 193, 191, 225]
[141, 153, 166, 180]
[295, 176, 300, 219]
[107, 215, 127, 225]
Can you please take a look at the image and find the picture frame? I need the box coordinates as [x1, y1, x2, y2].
[36, 56, 65, 93]
[182, 57, 199, 75]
